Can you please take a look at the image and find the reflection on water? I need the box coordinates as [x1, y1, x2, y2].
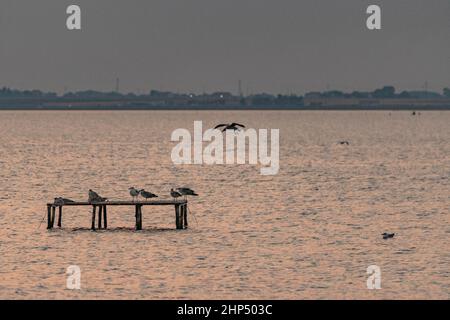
[0, 110, 449, 299]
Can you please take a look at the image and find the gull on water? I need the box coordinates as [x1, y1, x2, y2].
[214, 122, 246, 132]
[140, 190, 158, 201]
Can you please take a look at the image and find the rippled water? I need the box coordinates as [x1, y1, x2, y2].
[0, 110, 448, 299]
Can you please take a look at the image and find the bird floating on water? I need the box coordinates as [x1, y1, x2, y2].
[140, 190, 158, 201]
[129, 187, 141, 201]
[214, 123, 246, 132]
[88, 189, 107, 203]
[382, 233, 395, 240]
[170, 188, 182, 200]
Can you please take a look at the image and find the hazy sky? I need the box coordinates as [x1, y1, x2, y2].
[0, 0, 448, 94]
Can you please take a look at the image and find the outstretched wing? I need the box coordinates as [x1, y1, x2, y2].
[214, 124, 228, 129]
[231, 123, 245, 128]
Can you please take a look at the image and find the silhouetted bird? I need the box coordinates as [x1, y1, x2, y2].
[338, 141, 350, 145]
[177, 187, 199, 199]
[140, 190, 158, 201]
[214, 123, 246, 132]
[54, 197, 75, 205]
[170, 188, 182, 200]
[88, 189, 107, 203]
[129, 187, 141, 201]
[382, 233, 395, 240]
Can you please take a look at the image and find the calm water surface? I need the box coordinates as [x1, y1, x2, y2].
[0, 110, 448, 299]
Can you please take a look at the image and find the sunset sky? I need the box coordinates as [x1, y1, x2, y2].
[0, 0, 448, 94]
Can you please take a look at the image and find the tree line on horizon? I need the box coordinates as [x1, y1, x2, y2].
[0, 86, 449, 102]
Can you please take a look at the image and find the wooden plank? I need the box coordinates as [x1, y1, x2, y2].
[51, 206, 56, 228]
[47, 205, 52, 229]
[98, 205, 103, 229]
[57, 206, 63, 227]
[179, 204, 185, 229]
[91, 206, 96, 230]
[135, 205, 138, 230]
[183, 204, 188, 229]
[175, 205, 182, 230]
[135, 205, 143, 230]
[45, 199, 190, 231]
[46, 200, 187, 206]
[103, 205, 108, 229]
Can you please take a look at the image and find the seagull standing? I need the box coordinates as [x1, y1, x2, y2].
[170, 188, 182, 200]
[129, 187, 141, 201]
[140, 190, 158, 201]
[176, 187, 199, 200]
[88, 189, 107, 203]
[214, 123, 246, 132]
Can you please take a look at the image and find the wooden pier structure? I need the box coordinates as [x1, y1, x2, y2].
[46, 200, 189, 231]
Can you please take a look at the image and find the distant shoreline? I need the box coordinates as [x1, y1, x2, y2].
[2, 85, 450, 110]
[1, 105, 450, 111]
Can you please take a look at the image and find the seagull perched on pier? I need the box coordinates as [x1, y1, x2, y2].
[214, 123, 246, 132]
[170, 188, 182, 200]
[140, 190, 158, 201]
[54, 197, 75, 205]
[176, 187, 199, 199]
[88, 189, 107, 203]
[129, 187, 141, 201]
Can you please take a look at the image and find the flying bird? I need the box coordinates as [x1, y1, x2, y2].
[170, 188, 182, 200]
[140, 190, 158, 201]
[214, 123, 246, 132]
[129, 187, 141, 201]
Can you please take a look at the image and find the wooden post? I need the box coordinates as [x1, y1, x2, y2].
[103, 205, 108, 229]
[175, 205, 182, 230]
[51, 206, 56, 228]
[135, 205, 140, 230]
[98, 205, 103, 229]
[183, 204, 188, 229]
[91, 205, 96, 230]
[179, 204, 185, 229]
[47, 205, 52, 229]
[135, 205, 138, 230]
[57, 206, 63, 227]
[138, 205, 143, 230]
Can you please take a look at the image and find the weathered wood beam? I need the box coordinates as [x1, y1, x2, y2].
[103, 205, 108, 229]
[91, 205, 96, 230]
[47, 205, 52, 229]
[57, 206, 63, 227]
[46, 200, 187, 206]
[98, 205, 103, 229]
